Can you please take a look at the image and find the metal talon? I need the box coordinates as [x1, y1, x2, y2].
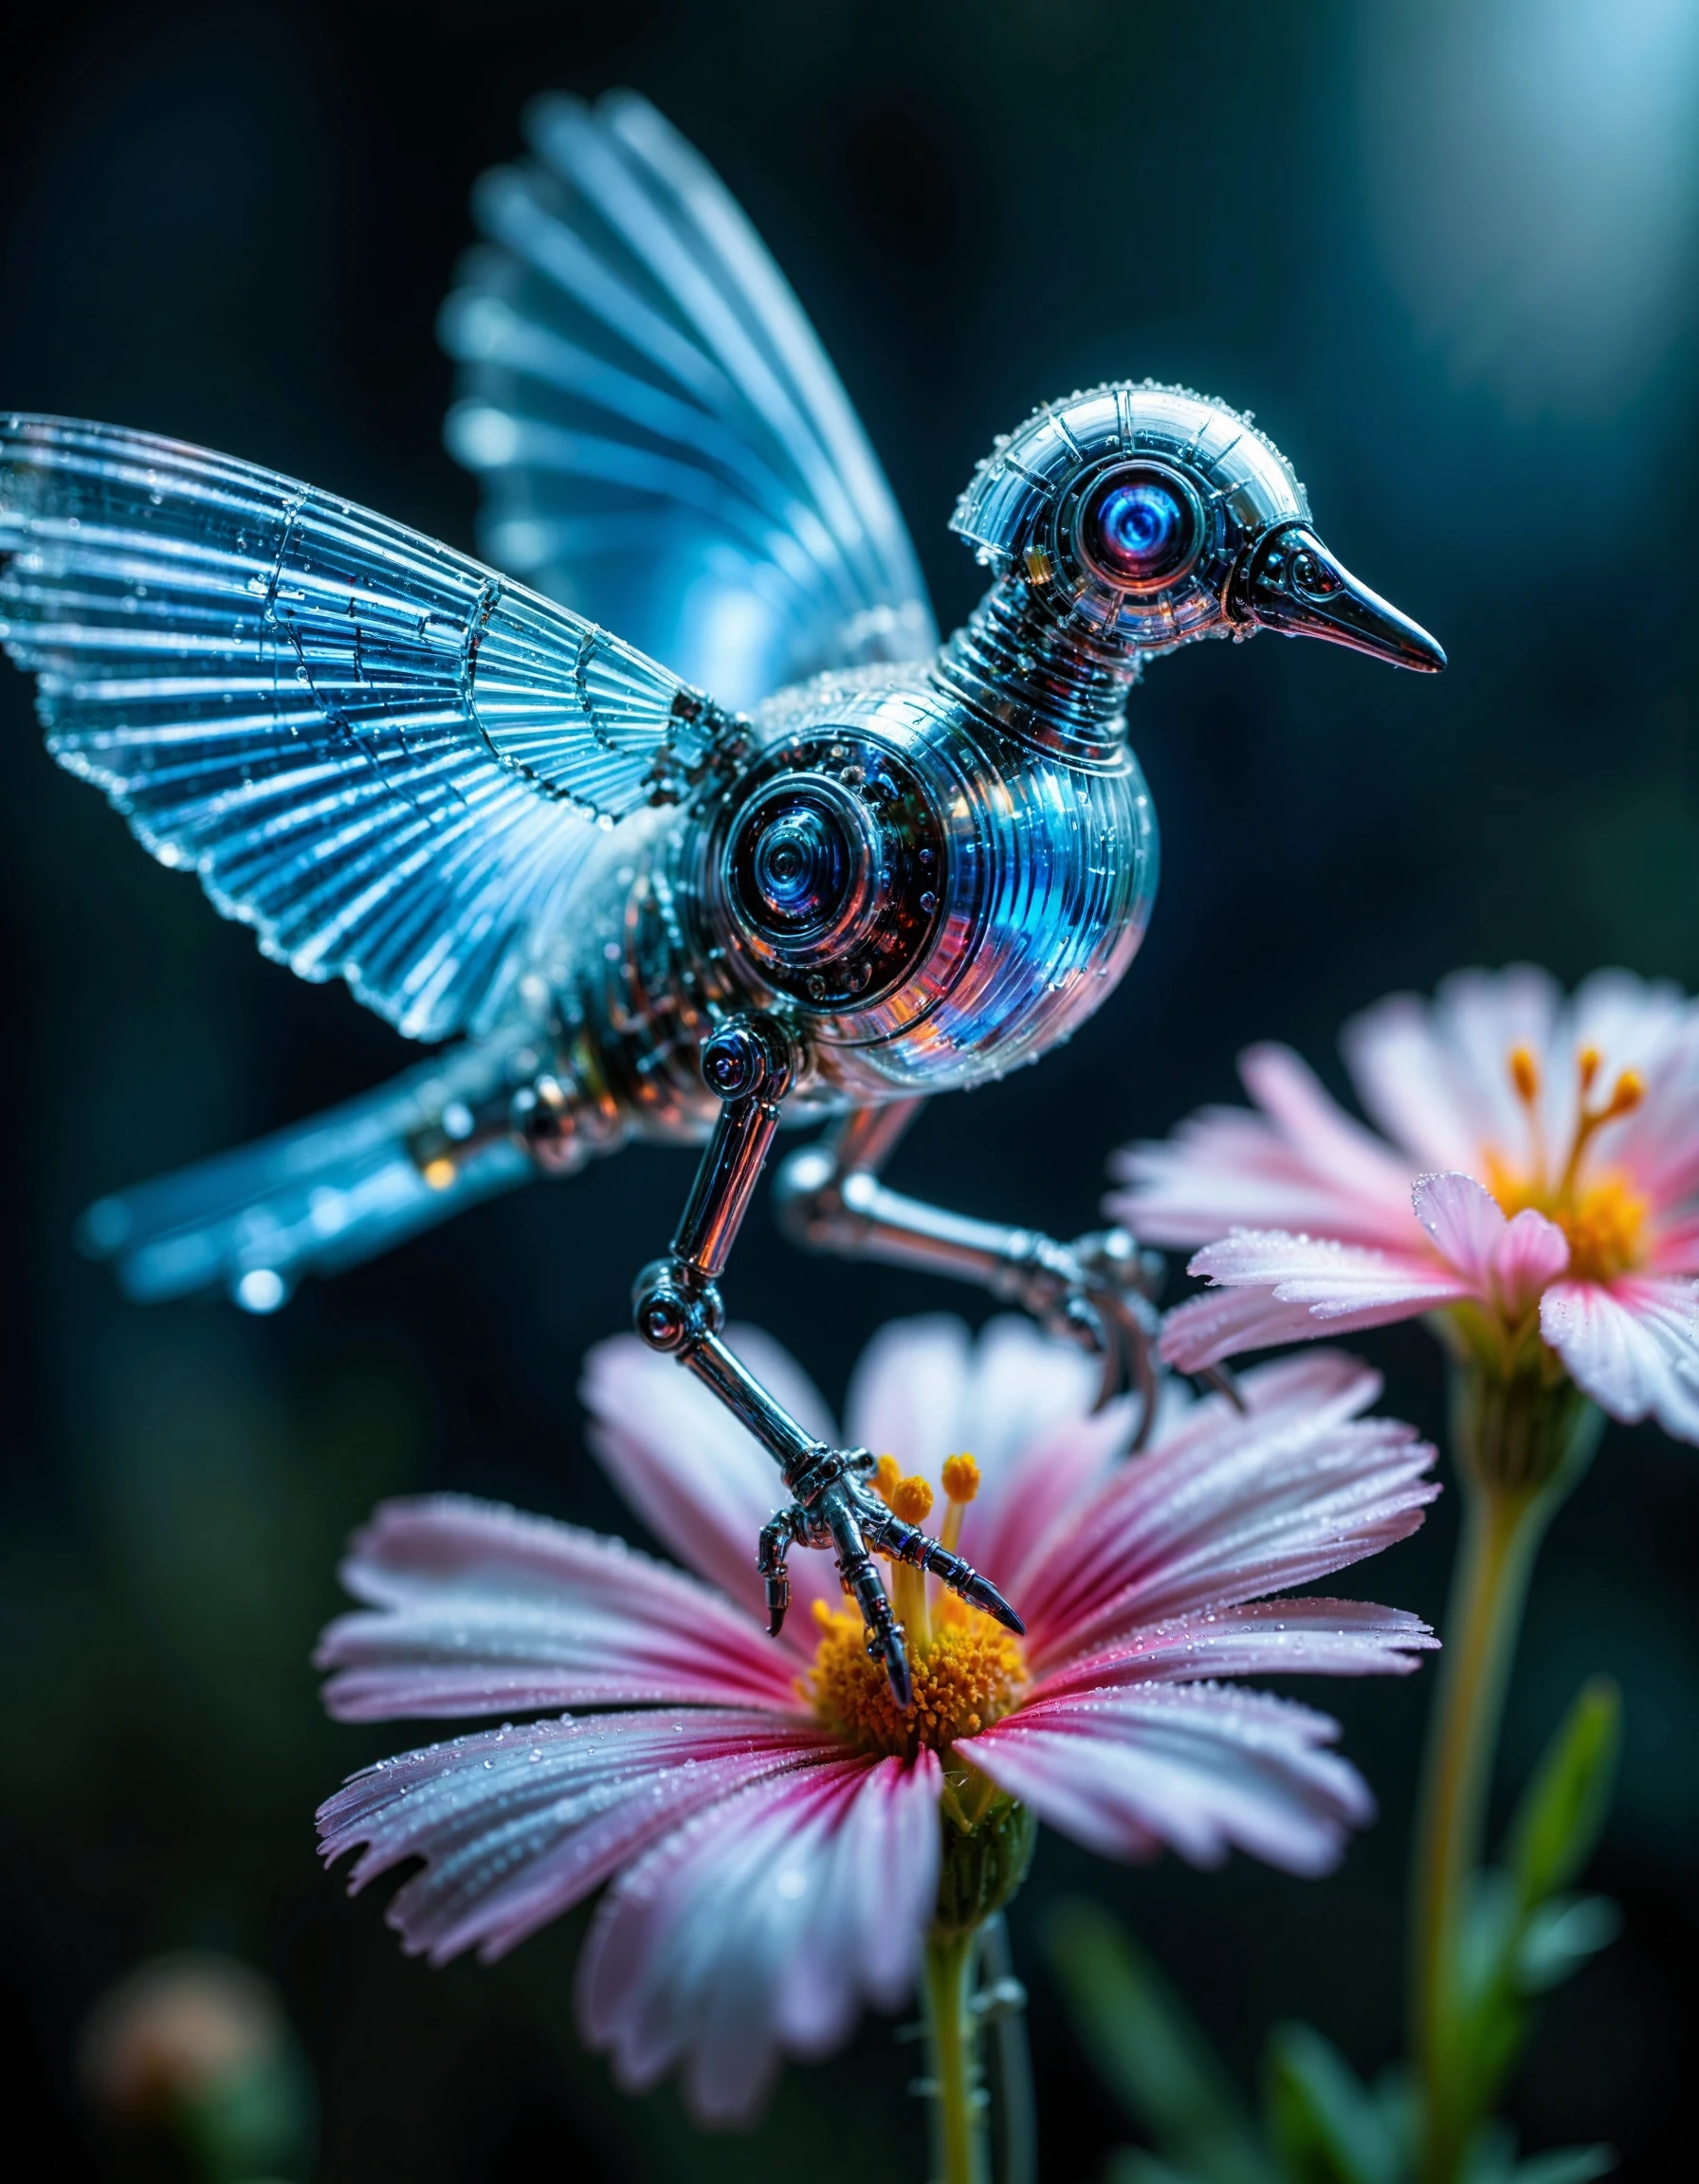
[868, 1622, 912, 1711]
[821, 1484, 913, 1706]
[1104, 1289, 1163, 1448]
[865, 1502, 1026, 1637]
[757, 1508, 799, 1638]
[782, 1123, 1173, 1442]
[1199, 1360, 1248, 1413]
[1087, 1303, 1123, 1415]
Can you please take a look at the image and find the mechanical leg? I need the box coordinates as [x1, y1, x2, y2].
[774, 1101, 1168, 1433]
[631, 1018, 1022, 1706]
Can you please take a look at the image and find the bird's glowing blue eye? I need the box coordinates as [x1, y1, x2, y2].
[1100, 482, 1178, 564]
[1079, 464, 1202, 589]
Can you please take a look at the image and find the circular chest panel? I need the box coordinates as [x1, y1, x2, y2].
[713, 732, 944, 1011]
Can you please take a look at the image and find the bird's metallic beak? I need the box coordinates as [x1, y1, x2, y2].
[1231, 523, 1446, 672]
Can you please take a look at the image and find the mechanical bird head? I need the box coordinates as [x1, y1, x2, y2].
[952, 381, 1445, 673]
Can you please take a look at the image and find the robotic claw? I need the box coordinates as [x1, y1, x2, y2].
[631, 1012, 1163, 1704]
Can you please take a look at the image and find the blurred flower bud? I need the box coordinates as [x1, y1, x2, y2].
[79, 1952, 315, 2183]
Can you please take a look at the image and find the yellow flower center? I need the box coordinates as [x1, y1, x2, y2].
[806, 1450, 1025, 1756]
[805, 1593, 1029, 1758]
[1484, 1045, 1649, 1283]
[1489, 1164, 1648, 1283]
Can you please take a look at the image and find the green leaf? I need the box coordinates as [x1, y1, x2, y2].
[1450, 2089, 1616, 2183]
[1508, 2148, 1616, 2183]
[1047, 1901, 1274, 2184]
[1455, 1869, 1520, 2009]
[1506, 1679, 1621, 1911]
[1262, 2023, 1398, 2184]
[1458, 2120, 1518, 2184]
[1448, 1873, 1526, 2114]
[1370, 2065, 1420, 2177]
[1515, 1895, 1621, 1993]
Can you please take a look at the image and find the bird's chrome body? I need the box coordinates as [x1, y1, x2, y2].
[0, 92, 1444, 1698]
[508, 654, 1154, 1173]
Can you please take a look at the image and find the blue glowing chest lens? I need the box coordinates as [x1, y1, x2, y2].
[751, 804, 850, 925]
[1078, 464, 1202, 589]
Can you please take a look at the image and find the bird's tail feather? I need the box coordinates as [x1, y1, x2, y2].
[81, 1038, 579, 1309]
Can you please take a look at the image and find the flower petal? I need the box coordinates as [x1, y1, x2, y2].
[959, 1684, 1373, 1875]
[1111, 1105, 1373, 1246]
[1541, 1276, 1699, 1445]
[316, 1495, 801, 1719]
[1649, 1210, 1699, 1276]
[1491, 1209, 1571, 1318]
[1564, 969, 1699, 1196]
[1109, 1045, 1414, 1252]
[1408, 1170, 1569, 1322]
[1159, 1229, 1469, 1369]
[317, 1709, 836, 1967]
[575, 1749, 941, 2124]
[1341, 993, 1477, 1171]
[1602, 1009, 1699, 1209]
[1412, 1171, 1507, 1285]
[1432, 964, 1563, 1155]
[840, 1315, 1121, 1590]
[843, 1314, 973, 1473]
[957, 1315, 1105, 1496]
[1344, 977, 1536, 1173]
[581, 1329, 842, 1631]
[1159, 1285, 1335, 1372]
[1032, 1597, 1436, 1700]
[1190, 1228, 1469, 1313]
[962, 1386, 1140, 1601]
[844, 1313, 1104, 1512]
[1237, 1044, 1417, 1218]
[1015, 1351, 1438, 1664]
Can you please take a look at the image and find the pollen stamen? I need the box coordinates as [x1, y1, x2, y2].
[806, 1596, 1027, 1759]
[1489, 1047, 1650, 1282]
[940, 1451, 980, 1553]
[1507, 1046, 1546, 1187]
[887, 1474, 934, 1645]
[1558, 1066, 1646, 1196]
[889, 1474, 934, 1525]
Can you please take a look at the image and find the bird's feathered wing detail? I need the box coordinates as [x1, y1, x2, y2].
[441, 90, 936, 709]
[0, 414, 740, 1041]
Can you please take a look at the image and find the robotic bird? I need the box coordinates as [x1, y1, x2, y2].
[0, 92, 1444, 1702]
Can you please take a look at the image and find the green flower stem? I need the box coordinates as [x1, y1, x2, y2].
[1411, 1466, 1543, 2184]
[924, 1788, 1034, 2183]
[923, 1924, 987, 2184]
[1410, 1360, 1599, 2184]
[979, 1914, 1036, 2184]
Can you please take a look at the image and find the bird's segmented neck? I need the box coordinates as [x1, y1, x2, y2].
[930, 577, 1142, 763]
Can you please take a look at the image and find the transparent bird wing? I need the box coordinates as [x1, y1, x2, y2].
[440, 90, 936, 710]
[0, 413, 739, 1041]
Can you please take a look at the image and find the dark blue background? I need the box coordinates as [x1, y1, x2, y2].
[3, 3, 1695, 2176]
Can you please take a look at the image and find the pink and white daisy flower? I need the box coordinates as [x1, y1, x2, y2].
[316, 1318, 1437, 2122]
[1111, 966, 1699, 1441]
